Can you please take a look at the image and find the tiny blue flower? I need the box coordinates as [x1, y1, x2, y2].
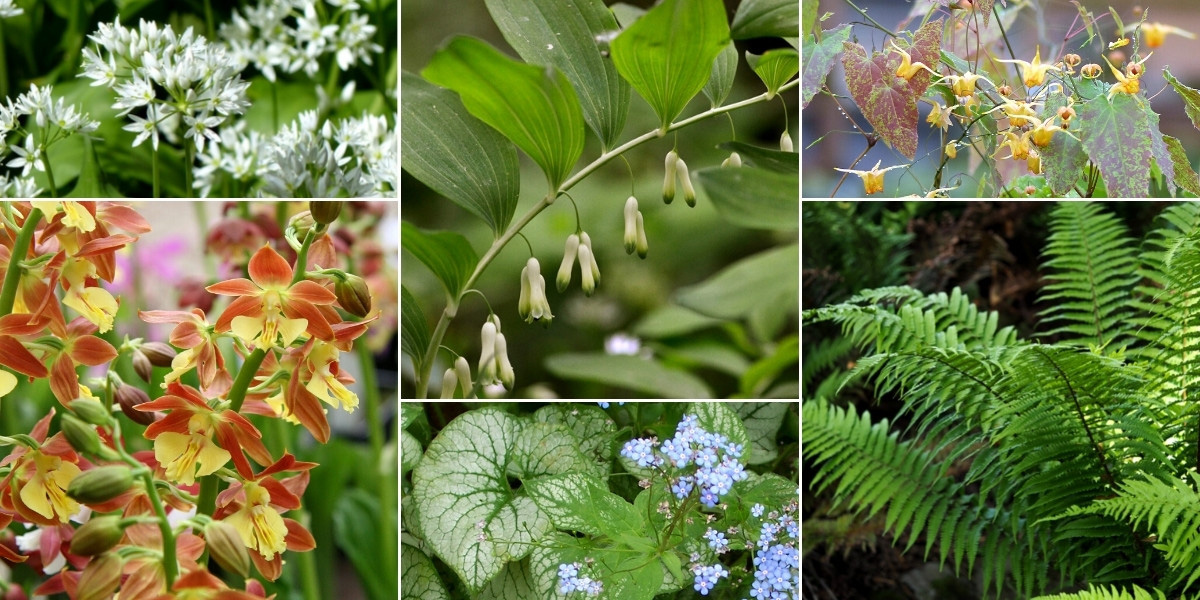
[751, 503, 765, 518]
[703, 528, 729, 553]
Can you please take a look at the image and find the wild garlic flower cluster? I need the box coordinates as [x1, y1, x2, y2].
[221, 0, 383, 81]
[0, 0, 21, 18]
[81, 18, 251, 153]
[0, 84, 98, 193]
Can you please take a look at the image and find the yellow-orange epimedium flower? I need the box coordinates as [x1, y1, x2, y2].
[942, 71, 993, 99]
[997, 46, 1061, 88]
[990, 99, 1041, 128]
[834, 160, 908, 195]
[926, 102, 957, 131]
[1128, 22, 1196, 48]
[995, 130, 1032, 161]
[888, 40, 935, 80]
[207, 245, 339, 349]
[1021, 115, 1080, 148]
[1105, 53, 1152, 100]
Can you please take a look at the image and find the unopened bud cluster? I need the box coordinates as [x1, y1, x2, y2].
[477, 315, 514, 390]
[622, 197, 649, 259]
[662, 150, 697, 207]
[557, 232, 601, 296]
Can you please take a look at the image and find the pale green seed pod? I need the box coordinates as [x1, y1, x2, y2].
[454, 356, 474, 399]
[496, 333, 515, 390]
[676, 157, 696, 208]
[439, 368, 458, 399]
[635, 212, 649, 259]
[721, 152, 742, 168]
[623, 197, 638, 254]
[780, 131, 794, 152]
[663, 150, 678, 204]
[479, 321, 498, 385]
[578, 244, 596, 296]
[580, 231, 600, 285]
[557, 234, 580, 292]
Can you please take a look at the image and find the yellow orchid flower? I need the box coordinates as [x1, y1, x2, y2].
[998, 46, 1061, 88]
[1104, 53, 1152, 100]
[834, 160, 908, 195]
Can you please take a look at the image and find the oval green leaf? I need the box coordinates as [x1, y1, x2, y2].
[400, 221, 478, 301]
[802, 23, 851, 108]
[609, 0, 729, 129]
[702, 42, 739, 108]
[718, 140, 798, 173]
[401, 72, 520, 234]
[747, 48, 798, 99]
[423, 36, 585, 190]
[695, 165, 798, 230]
[401, 285, 430, 371]
[676, 244, 799, 320]
[545, 353, 713, 398]
[485, 0, 630, 150]
[731, 0, 800, 40]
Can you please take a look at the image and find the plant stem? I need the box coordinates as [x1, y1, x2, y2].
[413, 80, 798, 397]
[184, 143, 194, 198]
[358, 339, 395, 585]
[843, 0, 897, 38]
[271, 83, 279, 135]
[291, 229, 317, 286]
[0, 22, 8, 101]
[229, 349, 268, 414]
[0, 207, 42, 315]
[297, 512, 321, 600]
[42, 149, 58, 198]
[152, 145, 160, 198]
[138, 467, 179, 587]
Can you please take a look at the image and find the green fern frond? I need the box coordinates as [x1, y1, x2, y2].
[801, 335, 855, 399]
[1032, 584, 1167, 600]
[1039, 202, 1139, 349]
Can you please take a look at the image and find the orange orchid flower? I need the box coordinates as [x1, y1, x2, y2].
[46, 317, 119, 406]
[214, 454, 316, 581]
[138, 383, 272, 483]
[206, 245, 338, 349]
[0, 410, 83, 526]
[0, 313, 51, 397]
[139, 308, 233, 396]
[147, 568, 268, 600]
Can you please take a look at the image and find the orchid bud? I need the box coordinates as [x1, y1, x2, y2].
[578, 244, 596, 296]
[67, 466, 134, 504]
[721, 152, 742, 168]
[71, 398, 112, 426]
[780, 131, 794, 152]
[495, 333, 515, 390]
[454, 356, 474, 399]
[439, 368, 458, 399]
[131, 350, 153, 383]
[335, 274, 373, 318]
[139, 341, 177, 367]
[205, 520, 252, 578]
[676, 157, 696, 207]
[61, 414, 102, 455]
[478, 321, 499, 385]
[309, 200, 343, 225]
[580, 232, 600, 285]
[557, 234, 580, 292]
[78, 553, 123, 600]
[635, 212, 649, 259]
[70, 516, 127, 556]
[623, 197, 639, 255]
[663, 150, 678, 204]
[115, 384, 156, 426]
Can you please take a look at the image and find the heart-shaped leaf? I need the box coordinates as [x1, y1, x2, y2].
[484, 0, 630, 150]
[1079, 93, 1153, 198]
[696, 164, 798, 230]
[400, 221, 478, 301]
[544, 353, 713, 398]
[1165, 135, 1200, 197]
[401, 72, 520, 235]
[1166, 68, 1200, 132]
[688, 402, 751, 460]
[526, 471, 642, 538]
[1039, 92, 1087, 196]
[702, 42, 739, 108]
[802, 23, 850, 108]
[401, 541, 451, 600]
[747, 48, 799, 99]
[609, 0, 729, 129]
[731, 402, 790, 464]
[423, 36, 585, 190]
[410, 409, 595, 592]
[731, 0, 799, 40]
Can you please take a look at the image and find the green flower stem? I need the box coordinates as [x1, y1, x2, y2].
[228, 349, 268, 415]
[152, 145, 160, 198]
[271, 83, 279, 135]
[0, 22, 8, 101]
[297, 511, 321, 600]
[139, 468, 179, 587]
[413, 79, 799, 397]
[291, 229, 318, 286]
[184, 143, 194, 198]
[42, 149, 58, 198]
[0, 207, 42, 315]
[358, 339, 395, 582]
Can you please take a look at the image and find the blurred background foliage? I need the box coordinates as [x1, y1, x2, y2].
[401, 0, 798, 399]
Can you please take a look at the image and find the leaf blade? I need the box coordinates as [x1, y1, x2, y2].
[732, 0, 800, 40]
[400, 221, 479, 301]
[544, 353, 713, 398]
[802, 23, 851, 108]
[695, 165, 798, 230]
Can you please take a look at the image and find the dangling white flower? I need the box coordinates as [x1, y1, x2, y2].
[519, 258, 553, 326]
[479, 320, 499, 386]
[663, 150, 678, 204]
[624, 197, 639, 255]
[580, 232, 600, 288]
[454, 356, 474, 399]
[439, 367, 458, 399]
[676, 156, 696, 207]
[557, 233, 580, 292]
[635, 212, 649, 259]
[780, 131, 794, 152]
[578, 244, 597, 296]
[721, 152, 742, 168]
[495, 333, 514, 390]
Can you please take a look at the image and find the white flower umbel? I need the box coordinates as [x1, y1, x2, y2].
[0, 0, 22, 18]
[220, 0, 382, 81]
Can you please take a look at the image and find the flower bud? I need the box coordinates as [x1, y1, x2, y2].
[67, 466, 135, 504]
[1063, 53, 1081, 66]
[479, 321, 498, 385]
[998, 84, 1013, 96]
[635, 212, 649, 259]
[70, 398, 112, 426]
[78, 553, 123, 600]
[69, 516, 127, 556]
[663, 150, 678, 204]
[676, 157, 696, 208]
[440, 367, 460, 399]
[623, 197, 638, 255]
[454, 356, 474, 398]
[556, 234, 580, 292]
[115, 384, 156, 427]
[61, 414, 101, 455]
[309, 201, 343, 225]
[1081, 63, 1102, 78]
[945, 143, 957, 159]
[335, 274, 372, 318]
[206, 520, 252, 578]
[721, 152, 742, 168]
[780, 131, 794, 152]
[495, 333, 515, 390]
[289, 210, 319, 240]
[131, 350, 153, 383]
[580, 232, 600, 286]
[578, 244, 596, 296]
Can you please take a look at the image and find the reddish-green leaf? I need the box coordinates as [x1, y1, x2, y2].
[841, 41, 918, 159]
[1039, 94, 1087, 196]
[978, 0, 994, 27]
[801, 23, 850, 108]
[1146, 105, 1175, 193]
[1079, 94, 1153, 198]
[1165, 136, 1200, 197]
[905, 19, 943, 100]
[1165, 68, 1200, 133]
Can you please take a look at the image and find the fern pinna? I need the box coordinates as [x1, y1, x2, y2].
[804, 202, 1200, 600]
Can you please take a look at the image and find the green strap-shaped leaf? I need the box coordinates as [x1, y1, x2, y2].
[732, 0, 800, 40]
[718, 140, 798, 173]
[748, 48, 798, 99]
[401, 72, 519, 234]
[400, 285, 430, 370]
[609, 0, 729, 129]
[333, 491, 393, 600]
[484, 0, 630, 150]
[696, 165, 798, 230]
[676, 244, 798, 321]
[544, 353, 713, 398]
[802, 23, 850, 108]
[1079, 93, 1153, 198]
[702, 42, 739, 108]
[423, 36, 585, 190]
[401, 221, 478, 301]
